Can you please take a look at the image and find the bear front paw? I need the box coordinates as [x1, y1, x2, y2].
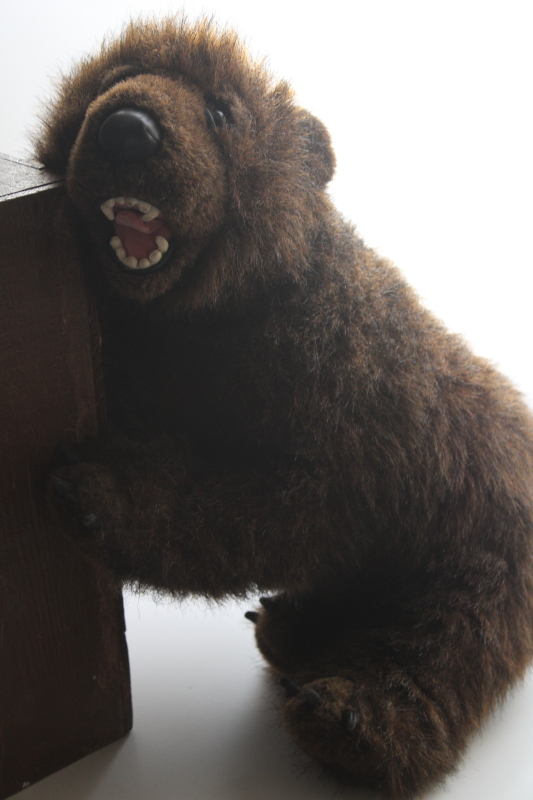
[48, 445, 131, 561]
[274, 667, 457, 798]
[277, 675, 376, 786]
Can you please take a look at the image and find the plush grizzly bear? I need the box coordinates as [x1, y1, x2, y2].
[37, 16, 533, 799]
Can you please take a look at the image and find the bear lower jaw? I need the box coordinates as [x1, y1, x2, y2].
[109, 238, 175, 273]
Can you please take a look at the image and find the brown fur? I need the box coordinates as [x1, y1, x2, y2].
[38, 17, 533, 798]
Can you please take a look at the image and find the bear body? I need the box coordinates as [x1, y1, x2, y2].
[38, 18, 533, 798]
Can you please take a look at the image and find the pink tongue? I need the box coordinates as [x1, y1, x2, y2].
[113, 210, 172, 260]
[115, 209, 164, 234]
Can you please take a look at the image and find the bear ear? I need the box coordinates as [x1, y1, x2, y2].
[300, 112, 336, 187]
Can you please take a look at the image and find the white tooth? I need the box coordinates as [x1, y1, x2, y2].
[155, 236, 169, 253]
[110, 236, 122, 250]
[126, 197, 138, 207]
[142, 206, 160, 222]
[138, 201, 151, 213]
[124, 256, 139, 268]
[149, 250, 162, 264]
[101, 203, 115, 220]
[115, 196, 125, 205]
[116, 248, 126, 260]
[138, 258, 151, 268]
[103, 199, 115, 207]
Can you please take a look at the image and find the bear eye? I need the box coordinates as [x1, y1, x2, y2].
[205, 108, 224, 129]
[205, 97, 231, 129]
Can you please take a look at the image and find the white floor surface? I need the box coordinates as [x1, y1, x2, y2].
[13, 592, 533, 800]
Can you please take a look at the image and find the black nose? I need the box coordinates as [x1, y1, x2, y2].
[98, 108, 161, 163]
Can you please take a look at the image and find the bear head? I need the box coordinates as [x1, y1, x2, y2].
[36, 17, 336, 309]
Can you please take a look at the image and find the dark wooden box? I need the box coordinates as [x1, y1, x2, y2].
[0, 155, 132, 799]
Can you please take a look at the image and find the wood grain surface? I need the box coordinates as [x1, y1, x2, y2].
[0, 157, 132, 799]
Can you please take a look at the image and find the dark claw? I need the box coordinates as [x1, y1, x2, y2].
[244, 611, 259, 623]
[280, 677, 301, 697]
[52, 476, 72, 496]
[259, 596, 278, 612]
[61, 444, 81, 465]
[341, 709, 360, 732]
[81, 513, 101, 530]
[303, 688, 322, 707]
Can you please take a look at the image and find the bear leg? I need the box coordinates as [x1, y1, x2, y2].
[248, 574, 531, 798]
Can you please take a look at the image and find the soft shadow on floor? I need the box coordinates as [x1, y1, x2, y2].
[14, 735, 137, 800]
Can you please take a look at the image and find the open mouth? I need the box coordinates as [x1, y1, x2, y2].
[100, 196, 173, 271]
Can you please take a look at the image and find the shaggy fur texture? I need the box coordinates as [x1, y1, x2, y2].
[38, 18, 533, 798]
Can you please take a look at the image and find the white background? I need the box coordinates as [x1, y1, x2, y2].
[2, 1, 533, 798]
